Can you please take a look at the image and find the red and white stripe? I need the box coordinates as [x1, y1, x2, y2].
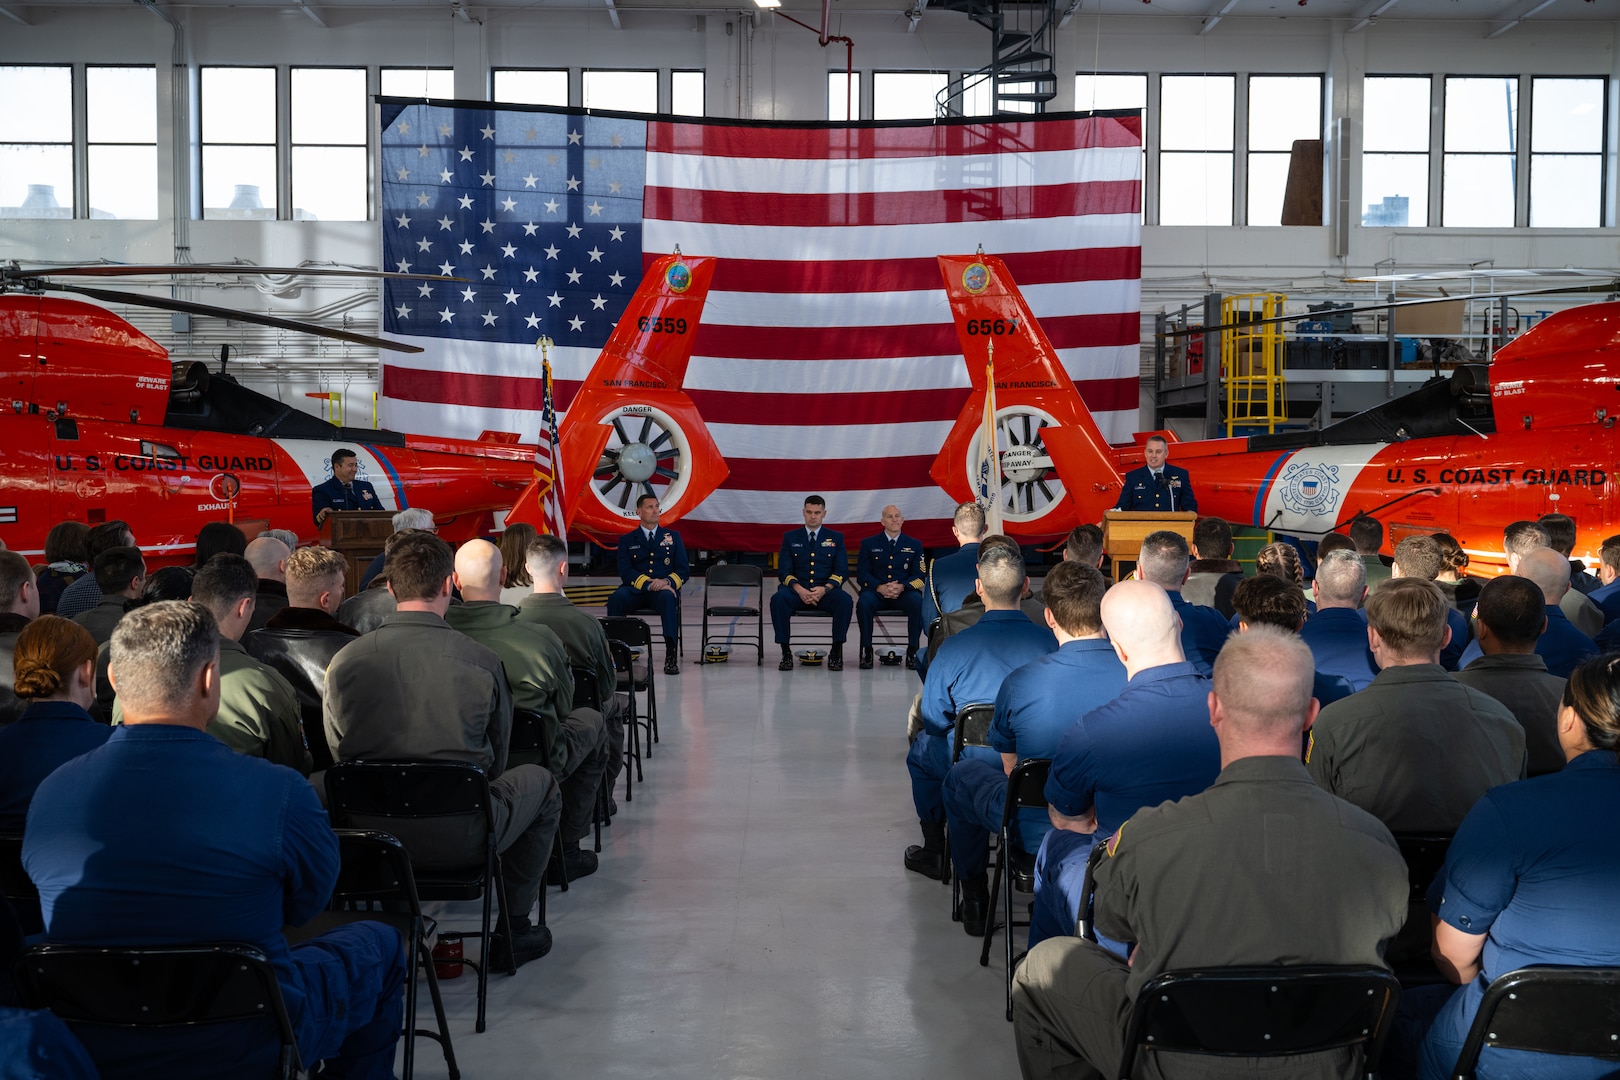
[380, 113, 1142, 548]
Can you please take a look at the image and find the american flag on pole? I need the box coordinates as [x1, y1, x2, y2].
[533, 342, 568, 538]
[377, 100, 1142, 549]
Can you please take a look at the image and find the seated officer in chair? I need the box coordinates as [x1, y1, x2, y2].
[855, 505, 925, 669]
[770, 495, 852, 671]
[606, 493, 689, 676]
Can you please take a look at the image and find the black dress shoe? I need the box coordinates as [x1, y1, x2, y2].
[663, 653, 680, 675]
[827, 645, 844, 671]
[489, 922, 553, 969]
[903, 845, 945, 879]
[778, 652, 795, 671]
[859, 645, 874, 670]
[960, 895, 989, 937]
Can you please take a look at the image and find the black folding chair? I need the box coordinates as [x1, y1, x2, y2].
[1451, 965, 1620, 1079]
[1118, 965, 1403, 1080]
[602, 615, 659, 752]
[946, 702, 997, 906]
[607, 640, 643, 798]
[979, 758, 1052, 1022]
[701, 563, 764, 665]
[570, 666, 610, 853]
[511, 708, 570, 894]
[314, 830, 460, 1080]
[1392, 832, 1454, 987]
[17, 942, 302, 1078]
[324, 760, 515, 1034]
[0, 830, 41, 936]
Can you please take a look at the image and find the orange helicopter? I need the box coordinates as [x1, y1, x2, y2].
[931, 253, 1620, 568]
[0, 257, 714, 565]
[504, 252, 727, 543]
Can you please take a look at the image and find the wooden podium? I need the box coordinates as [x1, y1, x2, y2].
[1102, 511, 1198, 582]
[320, 510, 394, 596]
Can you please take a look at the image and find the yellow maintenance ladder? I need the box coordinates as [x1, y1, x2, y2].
[1221, 293, 1287, 437]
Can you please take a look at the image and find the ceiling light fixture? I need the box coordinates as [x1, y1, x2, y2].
[754, 0, 781, 8]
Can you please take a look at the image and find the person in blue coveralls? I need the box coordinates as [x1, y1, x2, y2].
[1399, 655, 1620, 1080]
[1455, 547, 1597, 679]
[1112, 435, 1197, 513]
[940, 560, 1126, 936]
[23, 601, 405, 1079]
[1134, 529, 1229, 676]
[855, 504, 926, 669]
[771, 495, 853, 671]
[903, 539, 1056, 890]
[311, 447, 381, 526]
[606, 493, 690, 675]
[1029, 580, 1220, 949]
[921, 501, 988, 632]
[1301, 548, 1380, 692]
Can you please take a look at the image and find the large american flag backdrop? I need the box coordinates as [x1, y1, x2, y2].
[377, 99, 1142, 550]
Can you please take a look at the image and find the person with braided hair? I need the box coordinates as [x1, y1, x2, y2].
[1409, 654, 1620, 1079]
[0, 616, 109, 830]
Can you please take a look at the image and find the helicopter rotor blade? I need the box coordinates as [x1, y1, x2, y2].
[5, 263, 458, 282]
[43, 282, 426, 354]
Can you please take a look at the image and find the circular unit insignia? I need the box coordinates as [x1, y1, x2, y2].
[1277, 460, 1343, 518]
[665, 262, 692, 293]
[962, 262, 991, 295]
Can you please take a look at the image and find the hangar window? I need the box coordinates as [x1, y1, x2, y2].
[380, 67, 455, 101]
[1246, 74, 1322, 226]
[1159, 74, 1234, 226]
[291, 67, 367, 222]
[1442, 75, 1518, 227]
[672, 71, 706, 117]
[874, 72, 949, 120]
[201, 66, 277, 220]
[494, 69, 569, 107]
[582, 70, 657, 114]
[0, 65, 74, 218]
[829, 71, 861, 121]
[87, 66, 157, 221]
[956, 74, 992, 117]
[1362, 75, 1431, 227]
[1529, 76, 1604, 228]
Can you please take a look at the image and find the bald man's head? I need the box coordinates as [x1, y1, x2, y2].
[1516, 546, 1571, 604]
[454, 539, 505, 601]
[1100, 580, 1184, 671]
[243, 536, 290, 582]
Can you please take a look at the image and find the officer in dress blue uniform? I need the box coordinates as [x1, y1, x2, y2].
[1136, 530, 1230, 676]
[855, 505, 926, 669]
[770, 495, 853, 671]
[1113, 434, 1197, 513]
[921, 502, 989, 634]
[606, 494, 690, 676]
[311, 448, 381, 526]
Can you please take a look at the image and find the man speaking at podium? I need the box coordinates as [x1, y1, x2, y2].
[312, 448, 381, 526]
[1113, 435, 1197, 514]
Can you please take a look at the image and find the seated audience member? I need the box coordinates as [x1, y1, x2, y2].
[1028, 581, 1220, 949]
[1301, 548, 1379, 692]
[1538, 511, 1601, 597]
[852, 504, 925, 670]
[192, 521, 248, 570]
[0, 617, 108, 832]
[116, 555, 308, 775]
[1183, 516, 1243, 618]
[0, 551, 42, 726]
[1391, 535, 1471, 670]
[1431, 531, 1479, 612]
[92, 566, 193, 717]
[1230, 573, 1353, 707]
[70, 547, 144, 646]
[242, 535, 291, 633]
[940, 562, 1126, 934]
[31, 521, 89, 615]
[448, 539, 608, 881]
[1502, 518, 1551, 572]
[1411, 655, 1620, 1080]
[1592, 532, 1620, 621]
[1456, 547, 1598, 678]
[1134, 529, 1229, 676]
[24, 601, 406, 1079]
[326, 532, 562, 967]
[262, 528, 300, 553]
[1316, 531, 1357, 559]
[359, 508, 437, 592]
[53, 520, 137, 620]
[497, 522, 537, 606]
[915, 535, 1048, 679]
[337, 529, 420, 634]
[903, 541, 1056, 882]
[244, 545, 359, 773]
[1063, 524, 1103, 569]
[1253, 540, 1314, 617]
[1454, 576, 1566, 777]
[1350, 513, 1391, 595]
[517, 533, 626, 799]
[1013, 627, 1408, 1080]
[922, 501, 988, 631]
